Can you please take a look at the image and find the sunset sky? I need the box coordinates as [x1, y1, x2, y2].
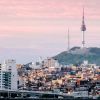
[0, 0, 100, 63]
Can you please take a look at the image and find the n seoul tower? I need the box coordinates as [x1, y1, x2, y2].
[81, 8, 86, 48]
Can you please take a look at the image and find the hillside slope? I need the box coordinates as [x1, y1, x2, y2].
[53, 47, 100, 65]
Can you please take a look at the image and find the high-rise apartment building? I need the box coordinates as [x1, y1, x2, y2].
[0, 59, 18, 90]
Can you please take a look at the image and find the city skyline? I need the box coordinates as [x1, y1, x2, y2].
[0, 0, 100, 63]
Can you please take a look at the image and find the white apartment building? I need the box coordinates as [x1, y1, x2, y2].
[0, 59, 18, 90]
[43, 58, 60, 68]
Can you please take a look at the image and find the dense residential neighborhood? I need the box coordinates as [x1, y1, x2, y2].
[16, 57, 100, 99]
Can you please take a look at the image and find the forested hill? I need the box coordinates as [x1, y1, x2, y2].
[53, 47, 100, 65]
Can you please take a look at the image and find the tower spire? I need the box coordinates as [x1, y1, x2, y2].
[67, 28, 70, 52]
[81, 8, 86, 48]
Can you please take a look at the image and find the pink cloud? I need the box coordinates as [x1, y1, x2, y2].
[0, 0, 99, 19]
[0, 0, 99, 54]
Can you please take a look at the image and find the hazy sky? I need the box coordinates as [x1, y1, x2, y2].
[0, 0, 100, 64]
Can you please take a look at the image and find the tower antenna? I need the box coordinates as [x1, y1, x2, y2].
[67, 28, 70, 52]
